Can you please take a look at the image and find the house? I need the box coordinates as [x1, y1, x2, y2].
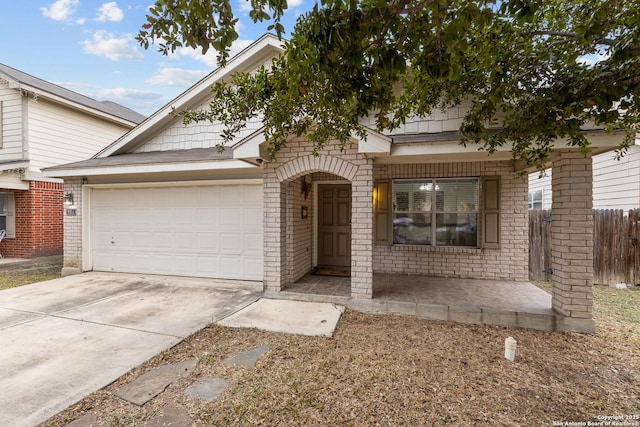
[44, 35, 626, 333]
[0, 63, 145, 258]
[529, 143, 640, 211]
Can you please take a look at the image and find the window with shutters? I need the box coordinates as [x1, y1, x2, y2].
[391, 178, 479, 247]
[0, 192, 15, 238]
[0, 193, 6, 231]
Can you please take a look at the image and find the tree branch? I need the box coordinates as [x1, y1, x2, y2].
[525, 30, 616, 46]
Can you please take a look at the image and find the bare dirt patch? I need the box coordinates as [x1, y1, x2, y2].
[43, 305, 640, 427]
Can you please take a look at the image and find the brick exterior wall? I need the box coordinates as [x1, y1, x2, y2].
[62, 177, 83, 270]
[0, 181, 64, 258]
[262, 136, 529, 297]
[59, 150, 530, 295]
[264, 137, 375, 298]
[286, 177, 314, 281]
[551, 151, 595, 332]
[373, 161, 530, 281]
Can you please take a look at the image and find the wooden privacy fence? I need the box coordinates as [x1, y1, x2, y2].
[529, 209, 640, 285]
[529, 210, 553, 282]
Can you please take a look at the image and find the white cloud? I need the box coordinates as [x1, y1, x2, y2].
[93, 88, 173, 116]
[288, 0, 304, 7]
[237, 0, 253, 13]
[577, 50, 611, 67]
[56, 81, 167, 116]
[82, 30, 144, 61]
[94, 87, 161, 101]
[229, 39, 255, 58]
[146, 68, 209, 87]
[75, 17, 86, 25]
[169, 46, 218, 67]
[41, 0, 79, 21]
[96, 2, 124, 22]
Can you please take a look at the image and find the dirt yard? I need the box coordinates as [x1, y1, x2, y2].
[42, 285, 640, 427]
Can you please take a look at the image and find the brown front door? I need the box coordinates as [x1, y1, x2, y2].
[317, 184, 351, 267]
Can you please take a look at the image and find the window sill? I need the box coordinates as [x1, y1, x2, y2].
[389, 244, 483, 254]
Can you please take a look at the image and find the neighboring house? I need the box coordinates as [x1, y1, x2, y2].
[0, 63, 145, 258]
[44, 35, 626, 333]
[529, 144, 640, 211]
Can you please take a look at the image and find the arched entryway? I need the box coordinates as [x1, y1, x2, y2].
[262, 147, 374, 299]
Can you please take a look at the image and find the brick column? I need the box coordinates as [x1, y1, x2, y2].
[61, 178, 83, 276]
[350, 164, 374, 299]
[263, 174, 287, 292]
[551, 150, 595, 333]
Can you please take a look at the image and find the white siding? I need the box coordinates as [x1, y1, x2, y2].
[359, 100, 508, 137]
[360, 104, 471, 135]
[528, 145, 640, 211]
[0, 80, 25, 162]
[361, 107, 467, 134]
[528, 169, 552, 210]
[593, 145, 640, 210]
[134, 97, 263, 153]
[27, 97, 132, 171]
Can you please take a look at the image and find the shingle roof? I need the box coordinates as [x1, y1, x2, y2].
[44, 147, 234, 171]
[0, 63, 146, 124]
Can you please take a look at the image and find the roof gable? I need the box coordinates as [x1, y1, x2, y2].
[95, 34, 285, 159]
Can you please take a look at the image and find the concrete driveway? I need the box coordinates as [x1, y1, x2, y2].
[0, 272, 262, 427]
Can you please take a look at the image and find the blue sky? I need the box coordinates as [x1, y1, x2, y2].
[0, 1, 310, 116]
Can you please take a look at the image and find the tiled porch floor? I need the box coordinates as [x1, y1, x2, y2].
[267, 273, 558, 331]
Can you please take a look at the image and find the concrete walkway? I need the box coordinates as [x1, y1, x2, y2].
[0, 272, 262, 427]
[273, 273, 557, 331]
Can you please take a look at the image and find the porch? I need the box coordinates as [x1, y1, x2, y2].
[264, 273, 557, 332]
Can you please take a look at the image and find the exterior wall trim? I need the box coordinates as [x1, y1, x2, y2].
[275, 154, 358, 183]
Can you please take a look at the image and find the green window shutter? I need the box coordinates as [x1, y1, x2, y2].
[481, 176, 500, 248]
[6, 192, 15, 238]
[374, 181, 392, 245]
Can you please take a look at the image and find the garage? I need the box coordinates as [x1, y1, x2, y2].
[90, 182, 263, 281]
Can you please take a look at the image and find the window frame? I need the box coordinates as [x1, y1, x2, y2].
[392, 178, 480, 248]
[0, 100, 3, 148]
[0, 192, 15, 238]
[0, 192, 6, 231]
[528, 189, 543, 210]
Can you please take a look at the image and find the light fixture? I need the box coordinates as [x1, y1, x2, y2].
[301, 177, 311, 200]
[64, 193, 76, 209]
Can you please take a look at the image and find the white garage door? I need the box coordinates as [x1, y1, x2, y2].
[91, 183, 263, 281]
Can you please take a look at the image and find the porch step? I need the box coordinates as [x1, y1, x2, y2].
[264, 291, 557, 332]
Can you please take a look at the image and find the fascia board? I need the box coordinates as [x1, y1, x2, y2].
[357, 129, 392, 154]
[0, 174, 29, 190]
[232, 129, 272, 161]
[42, 159, 256, 178]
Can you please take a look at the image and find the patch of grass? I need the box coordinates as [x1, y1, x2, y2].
[45, 310, 640, 427]
[41, 278, 640, 426]
[532, 280, 552, 293]
[535, 281, 640, 323]
[594, 285, 640, 324]
[0, 263, 62, 290]
[106, 415, 133, 427]
[534, 280, 640, 346]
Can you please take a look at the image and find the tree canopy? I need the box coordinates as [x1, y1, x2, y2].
[137, 0, 640, 169]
